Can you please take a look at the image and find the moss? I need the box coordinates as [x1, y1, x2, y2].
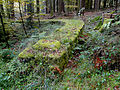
[18, 48, 35, 59]
[18, 19, 84, 69]
[33, 39, 61, 50]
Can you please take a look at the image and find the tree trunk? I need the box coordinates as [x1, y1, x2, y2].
[56, 0, 59, 13]
[27, 0, 34, 29]
[58, 0, 62, 14]
[18, 0, 27, 35]
[115, 0, 118, 12]
[24, 2, 27, 15]
[0, 1, 5, 17]
[53, 0, 55, 13]
[66, 0, 70, 14]
[50, 0, 53, 15]
[89, 0, 93, 9]
[36, 0, 40, 13]
[0, 12, 9, 48]
[62, 0, 65, 13]
[94, 0, 100, 10]
[46, 0, 48, 13]
[103, 0, 107, 8]
[82, 0, 85, 7]
[85, 0, 89, 9]
[99, 0, 101, 9]
[109, 0, 114, 7]
[10, 1, 14, 19]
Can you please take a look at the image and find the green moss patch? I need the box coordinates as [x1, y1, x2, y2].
[18, 47, 35, 59]
[18, 19, 84, 69]
[33, 39, 61, 50]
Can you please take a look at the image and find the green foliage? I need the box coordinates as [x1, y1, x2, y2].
[0, 49, 14, 62]
[0, 72, 13, 89]
[90, 16, 102, 23]
[94, 20, 103, 30]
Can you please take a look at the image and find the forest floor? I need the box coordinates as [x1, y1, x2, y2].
[0, 7, 120, 89]
[48, 7, 120, 89]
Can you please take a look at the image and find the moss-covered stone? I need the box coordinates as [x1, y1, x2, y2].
[33, 39, 61, 50]
[18, 19, 84, 69]
[18, 48, 35, 59]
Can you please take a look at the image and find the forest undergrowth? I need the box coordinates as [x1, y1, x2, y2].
[0, 9, 120, 89]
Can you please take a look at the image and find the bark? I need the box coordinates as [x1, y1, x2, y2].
[115, 0, 118, 12]
[109, 0, 114, 7]
[10, 1, 14, 19]
[36, 0, 40, 13]
[0, 1, 5, 17]
[50, 0, 53, 15]
[24, 2, 27, 15]
[82, 0, 85, 7]
[103, 0, 107, 8]
[56, 0, 59, 12]
[18, 0, 27, 35]
[85, 0, 89, 9]
[58, 0, 62, 14]
[89, 0, 93, 9]
[99, 0, 101, 9]
[53, 0, 55, 13]
[27, 0, 34, 28]
[46, 0, 48, 13]
[94, 0, 100, 10]
[36, 0, 40, 26]
[0, 12, 9, 48]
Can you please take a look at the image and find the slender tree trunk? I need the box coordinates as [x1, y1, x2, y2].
[99, 0, 101, 9]
[66, 0, 70, 14]
[50, 0, 53, 15]
[0, 1, 5, 17]
[82, 0, 85, 7]
[18, 0, 27, 35]
[46, 0, 48, 14]
[62, 0, 65, 13]
[110, 0, 114, 7]
[58, 0, 62, 14]
[27, 0, 34, 28]
[76, 0, 78, 15]
[6, 0, 10, 19]
[75, 0, 78, 11]
[56, 0, 59, 13]
[94, 0, 100, 10]
[79, 0, 82, 8]
[24, 2, 27, 15]
[85, 0, 89, 9]
[10, 1, 14, 19]
[58, 0, 65, 14]
[115, 0, 118, 12]
[36, 0, 40, 13]
[53, 0, 55, 13]
[103, 0, 107, 8]
[36, 0, 40, 27]
[0, 12, 9, 48]
[89, 0, 93, 9]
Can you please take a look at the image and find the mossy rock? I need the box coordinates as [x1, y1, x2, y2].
[33, 39, 61, 51]
[18, 19, 84, 69]
[18, 47, 35, 59]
